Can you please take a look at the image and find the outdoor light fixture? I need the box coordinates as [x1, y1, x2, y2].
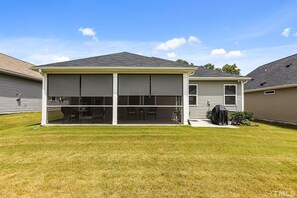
[16, 93, 22, 101]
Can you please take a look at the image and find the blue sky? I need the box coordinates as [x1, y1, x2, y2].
[0, 0, 297, 74]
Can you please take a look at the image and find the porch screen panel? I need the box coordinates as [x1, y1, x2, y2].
[119, 74, 150, 96]
[151, 74, 182, 96]
[48, 74, 80, 97]
[81, 74, 112, 96]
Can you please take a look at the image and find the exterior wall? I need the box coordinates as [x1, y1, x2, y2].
[189, 80, 243, 119]
[0, 73, 42, 114]
[245, 87, 297, 125]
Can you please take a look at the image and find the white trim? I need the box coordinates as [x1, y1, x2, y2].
[189, 84, 198, 106]
[47, 105, 113, 107]
[32, 66, 196, 75]
[190, 77, 251, 81]
[241, 81, 244, 111]
[224, 84, 237, 106]
[245, 84, 297, 93]
[112, 73, 118, 125]
[264, 90, 275, 95]
[0, 68, 42, 81]
[41, 73, 47, 126]
[117, 105, 183, 108]
[183, 73, 189, 125]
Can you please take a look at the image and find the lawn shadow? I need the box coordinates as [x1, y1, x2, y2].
[255, 119, 297, 130]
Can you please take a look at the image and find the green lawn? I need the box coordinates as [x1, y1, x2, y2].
[0, 112, 296, 197]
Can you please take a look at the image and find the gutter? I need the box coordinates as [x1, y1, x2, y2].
[245, 84, 297, 93]
[189, 77, 251, 81]
[31, 66, 197, 75]
[31, 66, 197, 70]
[0, 68, 42, 81]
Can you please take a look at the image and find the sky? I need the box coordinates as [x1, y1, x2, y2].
[0, 0, 297, 75]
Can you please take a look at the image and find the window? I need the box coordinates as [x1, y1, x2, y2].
[224, 84, 237, 105]
[189, 85, 198, 106]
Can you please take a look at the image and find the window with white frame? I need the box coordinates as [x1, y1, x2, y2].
[189, 84, 198, 106]
[224, 84, 237, 105]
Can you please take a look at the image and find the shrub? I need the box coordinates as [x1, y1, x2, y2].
[243, 111, 254, 121]
[206, 110, 212, 120]
[229, 111, 254, 125]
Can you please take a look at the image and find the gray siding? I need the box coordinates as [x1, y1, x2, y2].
[189, 80, 243, 119]
[0, 73, 41, 114]
[245, 87, 297, 125]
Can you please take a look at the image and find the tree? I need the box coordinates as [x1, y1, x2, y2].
[221, 64, 241, 75]
[176, 59, 189, 65]
[214, 68, 222, 72]
[201, 63, 215, 70]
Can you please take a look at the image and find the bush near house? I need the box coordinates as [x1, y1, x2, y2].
[229, 111, 254, 125]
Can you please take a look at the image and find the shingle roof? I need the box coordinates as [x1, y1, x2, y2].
[37, 52, 194, 68]
[0, 53, 41, 80]
[245, 53, 297, 90]
[191, 66, 243, 78]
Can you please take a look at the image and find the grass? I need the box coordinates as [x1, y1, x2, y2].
[0, 112, 296, 197]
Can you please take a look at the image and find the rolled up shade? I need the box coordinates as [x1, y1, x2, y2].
[81, 75, 112, 96]
[151, 74, 182, 96]
[48, 75, 80, 97]
[119, 75, 150, 96]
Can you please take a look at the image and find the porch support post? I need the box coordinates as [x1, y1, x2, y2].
[112, 73, 118, 125]
[41, 73, 47, 126]
[183, 73, 189, 125]
[241, 81, 245, 111]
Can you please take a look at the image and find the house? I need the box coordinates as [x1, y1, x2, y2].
[32, 52, 249, 125]
[0, 53, 42, 114]
[245, 53, 297, 125]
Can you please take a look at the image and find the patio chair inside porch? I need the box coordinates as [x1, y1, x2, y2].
[91, 108, 105, 121]
[127, 107, 137, 120]
[147, 107, 157, 120]
[61, 107, 79, 123]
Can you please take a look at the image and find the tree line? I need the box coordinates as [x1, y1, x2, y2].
[176, 59, 241, 75]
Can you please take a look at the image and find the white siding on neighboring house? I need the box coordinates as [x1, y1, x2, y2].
[0, 73, 41, 114]
[189, 80, 243, 119]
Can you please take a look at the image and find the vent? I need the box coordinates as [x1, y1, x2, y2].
[264, 90, 275, 95]
[285, 64, 292, 68]
[260, 82, 266, 86]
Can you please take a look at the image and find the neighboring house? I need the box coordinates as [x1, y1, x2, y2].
[0, 53, 42, 114]
[32, 52, 249, 125]
[245, 53, 297, 125]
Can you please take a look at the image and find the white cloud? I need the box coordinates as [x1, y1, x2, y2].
[188, 36, 201, 43]
[3, 36, 297, 76]
[226, 50, 243, 58]
[167, 52, 176, 58]
[78, 27, 98, 41]
[155, 37, 187, 50]
[211, 48, 243, 58]
[51, 55, 70, 62]
[281, 27, 291, 37]
[211, 48, 227, 55]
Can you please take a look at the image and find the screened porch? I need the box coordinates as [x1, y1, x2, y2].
[45, 74, 185, 125]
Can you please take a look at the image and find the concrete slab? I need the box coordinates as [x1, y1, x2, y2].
[189, 119, 237, 128]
